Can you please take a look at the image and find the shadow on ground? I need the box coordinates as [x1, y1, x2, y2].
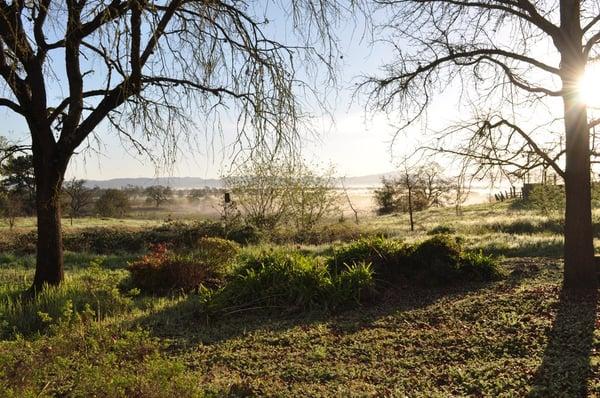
[133, 257, 546, 349]
[133, 280, 495, 348]
[528, 288, 598, 397]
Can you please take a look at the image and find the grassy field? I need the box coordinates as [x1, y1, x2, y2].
[1, 200, 599, 397]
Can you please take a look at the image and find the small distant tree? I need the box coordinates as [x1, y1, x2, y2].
[287, 164, 340, 234]
[145, 186, 172, 208]
[224, 157, 340, 233]
[374, 163, 452, 230]
[374, 177, 401, 215]
[123, 185, 144, 201]
[223, 156, 290, 229]
[0, 189, 21, 229]
[528, 185, 565, 217]
[397, 164, 429, 232]
[63, 179, 93, 223]
[187, 189, 208, 203]
[0, 155, 35, 214]
[420, 163, 453, 208]
[95, 190, 130, 218]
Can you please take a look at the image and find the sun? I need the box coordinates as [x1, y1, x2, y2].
[578, 63, 600, 108]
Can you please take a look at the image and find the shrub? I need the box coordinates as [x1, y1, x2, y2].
[328, 236, 412, 278]
[330, 262, 375, 306]
[412, 235, 462, 284]
[127, 244, 229, 294]
[427, 225, 456, 235]
[328, 235, 501, 288]
[64, 228, 146, 253]
[196, 237, 240, 265]
[1, 221, 261, 254]
[459, 251, 504, 281]
[95, 189, 130, 217]
[201, 248, 375, 313]
[0, 266, 132, 338]
[217, 249, 332, 311]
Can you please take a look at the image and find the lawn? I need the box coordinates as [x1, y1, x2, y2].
[0, 200, 598, 397]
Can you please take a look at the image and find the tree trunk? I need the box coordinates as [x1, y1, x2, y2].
[30, 161, 67, 293]
[562, 95, 597, 290]
[407, 185, 414, 232]
[559, 1, 598, 290]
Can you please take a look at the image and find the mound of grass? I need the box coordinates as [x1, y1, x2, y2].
[128, 240, 238, 295]
[329, 235, 502, 287]
[201, 248, 375, 314]
[0, 265, 133, 339]
[427, 225, 456, 235]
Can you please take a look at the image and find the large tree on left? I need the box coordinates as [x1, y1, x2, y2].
[0, 0, 341, 292]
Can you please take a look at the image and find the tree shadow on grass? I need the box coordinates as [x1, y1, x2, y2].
[132, 277, 510, 351]
[528, 288, 598, 397]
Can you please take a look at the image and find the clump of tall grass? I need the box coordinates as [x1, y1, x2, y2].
[0, 265, 133, 339]
[199, 248, 375, 314]
[328, 235, 502, 287]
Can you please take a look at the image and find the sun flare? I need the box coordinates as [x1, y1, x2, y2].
[578, 63, 600, 108]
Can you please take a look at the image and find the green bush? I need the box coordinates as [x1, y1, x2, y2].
[328, 235, 501, 287]
[412, 235, 462, 284]
[328, 236, 412, 278]
[427, 225, 456, 235]
[0, 266, 132, 338]
[127, 243, 231, 294]
[330, 262, 375, 306]
[459, 251, 504, 281]
[0, 220, 262, 255]
[201, 248, 374, 313]
[196, 236, 240, 265]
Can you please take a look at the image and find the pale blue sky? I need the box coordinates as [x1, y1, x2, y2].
[1, 4, 425, 180]
[0, 3, 559, 182]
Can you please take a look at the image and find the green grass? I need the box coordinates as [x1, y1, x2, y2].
[0, 253, 598, 396]
[1, 201, 599, 396]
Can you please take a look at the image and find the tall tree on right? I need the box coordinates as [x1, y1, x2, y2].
[363, 0, 600, 290]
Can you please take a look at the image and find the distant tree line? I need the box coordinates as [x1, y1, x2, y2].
[0, 154, 230, 226]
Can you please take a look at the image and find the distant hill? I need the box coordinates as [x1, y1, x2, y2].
[83, 173, 395, 189]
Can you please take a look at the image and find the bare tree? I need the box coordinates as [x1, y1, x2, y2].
[0, 1, 343, 292]
[362, 0, 600, 290]
[63, 178, 93, 223]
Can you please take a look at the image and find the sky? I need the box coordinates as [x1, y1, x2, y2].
[1, 3, 432, 181]
[0, 2, 569, 183]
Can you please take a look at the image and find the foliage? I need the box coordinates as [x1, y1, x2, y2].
[224, 156, 340, 234]
[374, 164, 453, 216]
[0, 190, 21, 229]
[329, 236, 410, 277]
[63, 178, 93, 219]
[459, 251, 504, 281]
[144, 185, 173, 208]
[0, 265, 132, 338]
[196, 236, 240, 265]
[201, 248, 375, 313]
[128, 242, 235, 294]
[223, 155, 292, 230]
[95, 189, 131, 218]
[373, 177, 402, 215]
[0, 155, 35, 215]
[329, 235, 501, 286]
[427, 225, 456, 235]
[286, 163, 341, 235]
[526, 185, 565, 216]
